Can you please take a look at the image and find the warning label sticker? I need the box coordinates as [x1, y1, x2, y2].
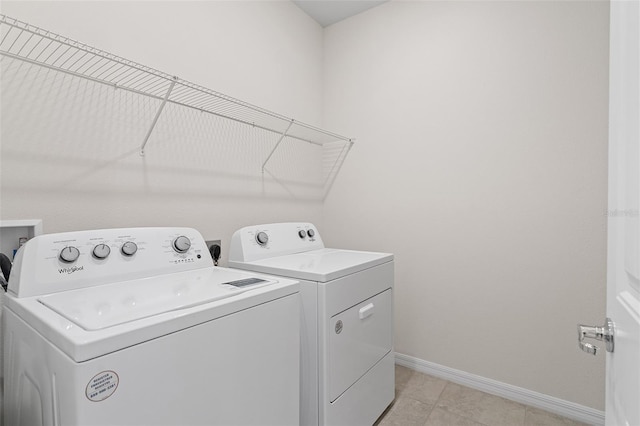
[86, 371, 119, 402]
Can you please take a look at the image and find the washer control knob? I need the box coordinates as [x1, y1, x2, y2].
[92, 243, 111, 259]
[256, 231, 269, 246]
[173, 236, 191, 253]
[298, 230, 306, 239]
[307, 229, 315, 238]
[121, 241, 138, 256]
[59, 246, 80, 263]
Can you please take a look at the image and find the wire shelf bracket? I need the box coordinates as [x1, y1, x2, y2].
[262, 120, 294, 172]
[140, 77, 177, 156]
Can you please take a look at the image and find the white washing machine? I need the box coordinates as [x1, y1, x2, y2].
[229, 222, 394, 426]
[3, 227, 300, 426]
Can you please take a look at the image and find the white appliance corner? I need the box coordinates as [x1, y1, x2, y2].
[394, 352, 605, 426]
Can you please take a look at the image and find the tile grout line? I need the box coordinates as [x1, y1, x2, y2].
[426, 377, 519, 426]
[422, 377, 455, 426]
[421, 379, 446, 426]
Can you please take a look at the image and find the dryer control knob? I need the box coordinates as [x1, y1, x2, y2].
[307, 229, 315, 238]
[256, 231, 269, 246]
[59, 246, 80, 263]
[121, 241, 138, 256]
[298, 230, 306, 239]
[92, 243, 111, 259]
[173, 236, 191, 253]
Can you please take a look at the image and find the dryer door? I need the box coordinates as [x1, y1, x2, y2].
[328, 288, 393, 402]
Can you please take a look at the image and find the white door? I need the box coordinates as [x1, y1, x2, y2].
[606, 1, 639, 425]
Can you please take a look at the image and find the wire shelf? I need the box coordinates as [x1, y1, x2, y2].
[0, 14, 353, 197]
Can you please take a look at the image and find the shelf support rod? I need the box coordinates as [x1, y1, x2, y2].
[262, 120, 294, 171]
[322, 139, 354, 200]
[140, 77, 177, 156]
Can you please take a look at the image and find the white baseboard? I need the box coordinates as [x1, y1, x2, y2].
[395, 352, 605, 426]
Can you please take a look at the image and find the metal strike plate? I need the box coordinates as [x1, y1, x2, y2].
[577, 317, 614, 355]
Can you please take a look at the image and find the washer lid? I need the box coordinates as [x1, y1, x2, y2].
[38, 268, 276, 331]
[231, 248, 393, 282]
[5, 267, 299, 363]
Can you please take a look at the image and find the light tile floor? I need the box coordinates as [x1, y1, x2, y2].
[375, 365, 590, 426]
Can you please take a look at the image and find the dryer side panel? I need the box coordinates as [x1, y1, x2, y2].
[299, 279, 319, 426]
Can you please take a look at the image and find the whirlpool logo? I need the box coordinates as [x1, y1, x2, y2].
[58, 266, 84, 274]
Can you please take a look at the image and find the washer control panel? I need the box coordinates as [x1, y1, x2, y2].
[229, 222, 325, 263]
[9, 227, 213, 298]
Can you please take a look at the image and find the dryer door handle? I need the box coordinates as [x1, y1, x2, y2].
[359, 303, 375, 320]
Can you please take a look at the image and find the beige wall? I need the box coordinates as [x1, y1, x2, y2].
[1, 0, 610, 412]
[0, 1, 325, 258]
[322, 0, 609, 410]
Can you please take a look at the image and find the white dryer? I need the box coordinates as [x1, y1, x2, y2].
[3, 227, 300, 426]
[229, 222, 394, 426]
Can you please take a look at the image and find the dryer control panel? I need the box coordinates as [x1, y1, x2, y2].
[229, 222, 325, 263]
[9, 227, 213, 297]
